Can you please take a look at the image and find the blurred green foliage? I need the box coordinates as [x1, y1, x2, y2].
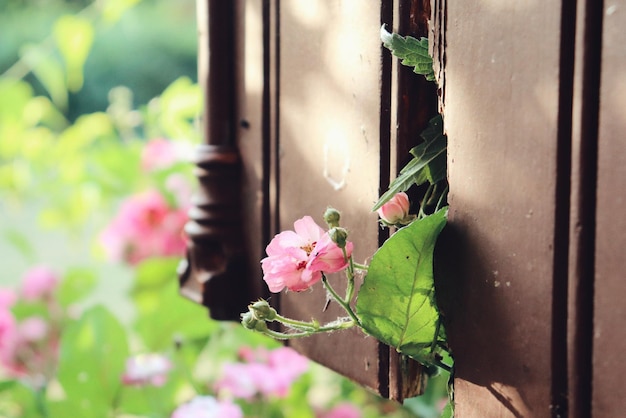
[0, 0, 197, 121]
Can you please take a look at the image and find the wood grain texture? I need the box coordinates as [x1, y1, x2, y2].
[593, 2, 626, 415]
[437, 1, 564, 416]
[277, 0, 388, 394]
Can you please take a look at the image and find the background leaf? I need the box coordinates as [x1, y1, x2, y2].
[380, 25, 435, 81]
[56, 305, 129, 417]
[56, 267, 97, 307]
[372, 115, 447, 211]
[356, 208, 447, 365]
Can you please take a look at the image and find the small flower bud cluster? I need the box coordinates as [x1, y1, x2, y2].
[241, 300, 276, 332]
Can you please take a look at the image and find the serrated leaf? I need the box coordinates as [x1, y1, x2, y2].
[373, 115, 447, 211]
[381, 25, 435, 81]
[356, 208, 447, 365]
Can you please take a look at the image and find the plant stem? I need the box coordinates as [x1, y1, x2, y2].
[352, 262, 369, 271]
[274, 313, 321, 331]
[418, 183, 436, 219]
[434, 184, 449, 212]
[322, 275, 361, 326]
[343, 248, 356, 304]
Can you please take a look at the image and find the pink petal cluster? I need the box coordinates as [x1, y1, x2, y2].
[215, 346, 309, 400]
[261, 216, 353, 292]
[0, 268, 67, 380]
[0, 310, 55, 377]
[20, 266, 59, 301]
[141, 138, 190, 172]
[121, 353, 172, 387]
[377, 192, 411, 225]
[171, 395, 242, 418]
[100, 190, 188, 265]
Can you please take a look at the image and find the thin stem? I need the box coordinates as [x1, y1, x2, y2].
[434, 184, 449, 213]
[34, 385, 49, 418]
[274, 313, 320, 331]
[352, 262, 369, 271]
[343, 248, 356, 304]
[433, 357, 453, 373]
[430, 319, 442, 354]
[322, 275, 361, 326]
[418, 183, 436, 219]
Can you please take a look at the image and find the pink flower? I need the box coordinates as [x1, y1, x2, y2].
[307, 232, 353, 273]
[215, 346, 308, 400]
[377, 192, 412, 226]
[18, 317, 48, 342]
[171, 396, 242, 418]
[261, 216, 353, 293]
[121, 354, 172, 387]
[100, 190, 188, 265]
[216, 363, 267, 399]
[0, 289, 16, 309]
[141, 138, 190, 172]
[20, 266, 58, 301]
[0, 314, 54, 377]
[320, 403, 362, 418]
[0, 310, 18, 373]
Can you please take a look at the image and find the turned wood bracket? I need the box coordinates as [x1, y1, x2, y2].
[178, 0, 250, 320]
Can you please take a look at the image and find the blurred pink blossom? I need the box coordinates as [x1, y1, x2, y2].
[320, 403, 362, 418]
[122, 353, 172, 387]
[261, 216, 353, 293]
[0, 313, 54, 377]
[165, 173, 193, 208]
[141, 138, 191, 172]
[18, 317, 48, 342]
[20, 266, 58, 301]
[0, 309, 18, 374]
[171, 395, 242, 418]
[100, 190, 188, 265]
[215, 346, 308, 400]
[0, 289, 16, 309]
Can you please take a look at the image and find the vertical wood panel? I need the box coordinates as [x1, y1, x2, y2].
[276, 0, 388, 393]
[593, 2, 626, 415]
[235, 0, 269, 304]
[439, 1, 564, 416]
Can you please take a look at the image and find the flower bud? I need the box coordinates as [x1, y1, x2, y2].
[323, 207, 341, 228]
[241, 311, 269, 332]
[250, 299, 277, 321]
[377, 192, 413, 226]
[328, 227, 349, 249]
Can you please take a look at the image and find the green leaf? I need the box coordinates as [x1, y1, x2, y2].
[56, 306, 129, 417]
[380, 25, 435, 81]
[372, 115, 447, 211]
[132, 257, 181, 293]
[356, 208, 447, 365]
[133, 279, 217, 351]
[53, 15, 94, 92]
[56, 267, 98, 307]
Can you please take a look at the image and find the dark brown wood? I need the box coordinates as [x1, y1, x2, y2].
[387, 0, 439, 401]
[276, 1, 392, 395]
[179, 145, 250, 320]
[179, 0, 252, 320]
[434, 0, 564, 416]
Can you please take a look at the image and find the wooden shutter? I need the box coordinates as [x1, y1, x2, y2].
[182, 0, 626, 413]
[431, 0, 626, 416]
